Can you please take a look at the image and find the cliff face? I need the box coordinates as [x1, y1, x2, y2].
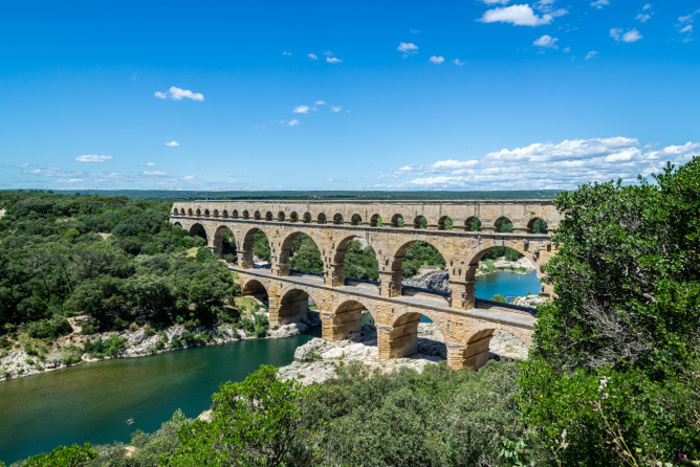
[402, 270, 449, 291]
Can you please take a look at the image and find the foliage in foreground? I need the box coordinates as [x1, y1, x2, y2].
[520, 158, 700, 465]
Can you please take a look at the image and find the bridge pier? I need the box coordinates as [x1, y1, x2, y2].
[378, 271, 402, 298]
[376, 315, 421, 360]
[449, 280, 476, 310]
[320, 307, 363, 341]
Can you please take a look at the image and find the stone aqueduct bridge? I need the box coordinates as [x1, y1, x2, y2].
[170, 200, 561, 370]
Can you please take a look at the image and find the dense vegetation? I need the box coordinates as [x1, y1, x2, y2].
[0, 191, 240, 344]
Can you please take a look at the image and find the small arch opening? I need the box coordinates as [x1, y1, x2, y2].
[278, 211, 286, 222]
[187, 208, 193, 216]
[317, 213, 327, 224]
[242, 210, 249, 219]
[413, 215, 428, 229]
[213, 209, 219, 218]
[495, 217, 513, 233]
[289, 212, 299, 222]
[254, 211, 261, 220]
[351, 214, 362, 226]
[333, 213, 344, 225]
[391, 214, 405, 228]
[438, 216, 453, 230]
[204, 209, 210, 217]
[528, 218, 548, 234]
[265, 211, 273, 221]
[302, 212, 311, 223]
[196, 208, 202, 217]
[370, 214, 383, 227]
[465, 216, 481, 232]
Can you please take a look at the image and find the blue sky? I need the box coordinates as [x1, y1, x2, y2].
[1, 0, 699, 191]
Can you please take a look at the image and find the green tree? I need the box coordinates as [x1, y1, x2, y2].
[166, 366, 319, 466]
[20, 443, 97, 466]
[520, 158, 700, 465]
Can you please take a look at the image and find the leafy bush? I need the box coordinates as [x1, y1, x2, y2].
[82, 335, 126, 358]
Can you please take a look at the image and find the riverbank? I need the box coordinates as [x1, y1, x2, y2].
[278, 321, 529, 385]
[0, 313, 319, 382]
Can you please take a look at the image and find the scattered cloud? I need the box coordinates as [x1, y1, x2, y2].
[611, 28, 642, 42]
[590, 0, 609, 9]
[376, 137, 700, 190]
[142, 170, 167, 176]
[330, 106, 342, 112]
[643, 3, 651, 10]
[146, 162, 156, 166]
[75, 155, 113, 163]
[315, 100, 326, 105]
[326, 56, 342, 64]
[282, 51, 291, 56]
[585, 50, 599, 60]
[164, 141, 180, 147]
[680, 25, 693, 33]
[293, 105, 310, 114]
[410, 28, 421, 34]
[453, 58, 465, 66]
[480, 0, 510, 4]
[533, 34, 558, 48]
[678, 10, 699, 41]
[563, 46, 571, 53]
[288, 119, 299, 126]
[154, 86, 204, 101]
[479, 5, 553, 26]
[429, 55, 445, 64]
[397, 42, 419, 56]
[636, 13, 651, 22]
[307, 53, 318, 60]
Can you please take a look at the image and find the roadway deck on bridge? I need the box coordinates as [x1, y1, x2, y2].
[229, 266, 536, 330]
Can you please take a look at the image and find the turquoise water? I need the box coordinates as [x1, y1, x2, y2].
[0, 331, 319, 464]
[0, 271, 539, 464]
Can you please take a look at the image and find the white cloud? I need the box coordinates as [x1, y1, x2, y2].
[75, 155, 113, 163]
[479, 5, 553, 26]
[142, 171, 167, 176]
[164, 141, 180, 147]
[330, 106, 342, 112]
[410, 28, 421, 34]
[154, 86, 204, 101]
[288, 119, 299, 126]
[293, 105, 310, 114]
[611, 28, 642, 42]
[680, 25, 693, 33]
[453, 58, 465, 66]
[643, 4, 651, 10]
[397, 42, 419, 55]
[636, 13, 651, 22]
[590, 0, 609, 9]
[282, 51, 291, 56]
[376, 137, 700, 190]
[326, 57, 342, 64]
[533, 34, 558, 48]
[146, 162, 156, 166]
[315, 100, 326, 105]
[585, 50, 599, 60]
[307, 53, 318, 60]
[480, 0, 510, 3]
[563, 46, 571, 53]
[429, 55, 445, 64]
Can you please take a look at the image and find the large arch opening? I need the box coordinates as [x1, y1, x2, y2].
[466, 246, 540, 305]
[383, 312, 446, 360]
[393, 241, 449, 302]
[240, 279, 269, 308]
[213, 226, 237, 263]
[276, 288, 314, 325]
[279, 232, 323, 276]
[189, 223, 208, 244]
[241, 228, 271, 268]
[326, 300, 369, 341]
[459, 328, 529, 371]
[333, 236, 379, 287]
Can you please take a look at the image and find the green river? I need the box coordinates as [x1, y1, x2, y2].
[0, 271, 540, 464]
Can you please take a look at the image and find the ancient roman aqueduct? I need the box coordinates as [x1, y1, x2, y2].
[170, 200, 561, 370]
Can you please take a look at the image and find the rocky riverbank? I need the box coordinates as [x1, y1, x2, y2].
[0, 313, 320, 382]
[278, 321, 529, 385]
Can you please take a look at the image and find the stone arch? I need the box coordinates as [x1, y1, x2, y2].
[379, 311, 446, 360]
[527, 217, 548, 234]
[187, 208, 194, 216]
[333, 213, 344, 225]
[302, 212, 311, 223]
[465, 216, 481, 231]
[370, 214, 383, 227]
[212, 225, 237, 261]
[204, 209, 210, 217]
[278, 231, 324, 277]
[494, 216, 513, 233]
[240, 278, 269, 302]
[196, 208, 202, 217]
[351, 214, 362, 225]
[413, 215, 428, 229]
[277, 211, 286, 222]
[464, 242, 537, 281]
[172, 208, 179, 216]
[179, 208, 185, 215]
[438, 216, 453, 230]
[189, 223, 208, 243]
[228, 209, 235, 219]
[253, 211, 261, 220]
[453, 324, 532, 371]
[387, 239, 451, 298]
[240, 226, 271, 268]
[272, 287, 318, 326]
[289, 212, 299, 222]
[332, 235, 379, 287]
[391, 213, 404, 228]
[212, 209, 219, 218]
[173, 222, 182, 229]
[324, 300, 373, 341]
[317, 213, 327, 224]
[265, 211, 273, 221]
[242, 210, 249, 219]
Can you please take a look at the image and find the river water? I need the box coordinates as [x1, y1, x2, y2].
[0, 271, 539, 464]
